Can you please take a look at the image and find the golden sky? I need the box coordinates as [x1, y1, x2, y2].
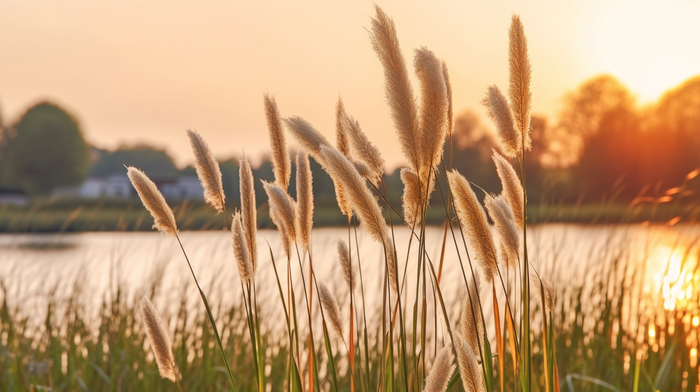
[1, 0, 699, 168]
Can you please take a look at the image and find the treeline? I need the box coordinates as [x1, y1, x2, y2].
[2, 73, 700, 209]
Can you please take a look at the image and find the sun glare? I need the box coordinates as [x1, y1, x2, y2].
[593, 1, 700, 103]
[652, 245, 698, 312]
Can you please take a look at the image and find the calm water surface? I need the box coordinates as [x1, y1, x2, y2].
[1, 224, 699, 332]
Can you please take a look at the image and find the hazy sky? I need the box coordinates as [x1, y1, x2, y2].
[2, 0, 699, 169]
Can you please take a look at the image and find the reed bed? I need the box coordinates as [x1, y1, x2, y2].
[2, 5, 700, 392]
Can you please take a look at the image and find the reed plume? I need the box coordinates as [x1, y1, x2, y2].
[319, 145, 396, 291]
[370, 4, 420, 172]
[296, 153, 314, 249]
[533, 274, 555, 312]
[459, 272, 484, 356]
[318, 282, 345, 343]
[337, 239, 354, 291]
[483, 85, 519, 158]
[342, 114, 385, 185]
[232, 211, 253, 284]
[319, 146, 387, 244]
[414, 47, 447, 183]
[141, 298, 178, 382]
[455, 336, 486, 392]
[265, 93, 291, 189]
[446, 170, 498, 282]
[186, 129, 225, 213]
[400, 168, 422, 227]
[334, 180, 352, 219]
[284, 116, 333, 164]
[240, 153, 258, 273]
[442, 61, 453, 137]
[262, 181, 297, 258]
[492, 150, 525, 228]
[423, 345, 456, 392]
[484, 194, 519, 266]
[127, 167, 178, 236]
[352, 159, 371, 179]
[336, 98, 350, 156]
[509, 14, 532, 149]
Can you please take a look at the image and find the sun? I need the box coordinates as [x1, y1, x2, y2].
[593, 1, 700, 103]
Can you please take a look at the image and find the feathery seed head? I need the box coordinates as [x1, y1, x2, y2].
[414, 47, 448, 184]
[492, 150, 525, 228]
[239, 153, 258, 273]
[336, 98, 350, 156]
[318, 282, 345, 344]
[264, 94, 291, 189]
[141, 298, 178, 382]
[232, 211, 253, 284]
[127, 167, 178, 236]
[187, 129, 225, 213]
[295, 153, 314, 249]
[262, 180, 297, 258]
[455, 336, 486, 392]
[446, 170, 498, 282]
[483, 85, 520, 158]
[319, 145, 388, 245]
[370, 5, 420, 172]
[342, 114, 385, 184]
[442, 61, 454, 137]
[337, 239, 354, 291]
[284, 116, 332, 165]
[509, 14, 532, 150]
[423, 345, 456, 392]
[400, 168, 422, 228]
[484, 194, 519, 267]
[459, 272, 484, 356]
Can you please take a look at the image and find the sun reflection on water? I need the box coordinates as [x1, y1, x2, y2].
[651, 245, 698, 311]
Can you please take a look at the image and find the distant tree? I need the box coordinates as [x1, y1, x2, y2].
[0, 102, 89, 194]
[552, 75, 635, 167]
[91, 145, 179, 180]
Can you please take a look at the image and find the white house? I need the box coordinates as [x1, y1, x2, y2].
[160, 177, 204, 200]
[53, 175, 204, 200]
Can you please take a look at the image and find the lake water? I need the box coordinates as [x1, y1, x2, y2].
[1, 224, 699, 335]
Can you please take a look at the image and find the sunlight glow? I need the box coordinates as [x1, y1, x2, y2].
[652, 245, 698, 311]
[594, 1, 700, 103]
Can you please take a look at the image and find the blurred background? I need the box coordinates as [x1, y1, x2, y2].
[2, 0, 700, 231]
[2, 2, 700, 391]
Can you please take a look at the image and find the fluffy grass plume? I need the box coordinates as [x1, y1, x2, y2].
[232, 211, 253, 284]
[414, 47, 447, 182]
[141, 298, 178, 382]
[492, 150, 525, 228]
[400, 168, 422, 227]
[318, 282, 344, 343]
[337, 239, 354, 291]
[284, 116, 333, 164]
[319, 146, 387, 246]
[423, 345, 456, 392]
[240, 153, 258, 273]
[446, 170, 498, 282]
[342, 114, 385, 185]
[484, 194, 519, 267]
[262, 181, 297, 258]
[264, 93, 291, 189]
[442, 61, 453, 136]
[336, 98, 350, 156]
[127, 167, 178, 236]
[319, 145, 396, 292]
[483, 85, 519, 158]
[295, 153, 314, 249]
[187, 129, 225, 213]
[455, 336, 486, 392]
[509, 15, 532, 149]
[370, 4, 420, 172]
[459, 273, 484, 356]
